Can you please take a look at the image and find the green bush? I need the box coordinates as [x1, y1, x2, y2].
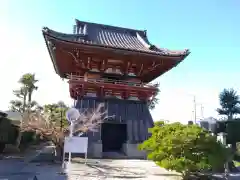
[0, 118, 20, 144]
[0, 117, 12, 143]
[7, 124, 20, 144]
[0, 118, 20, 153]
[138, 122, 231, 179]
[226, 121, 240, 144]
[20, 131, 36, 146]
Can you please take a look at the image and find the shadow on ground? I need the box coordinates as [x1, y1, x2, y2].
[27, 162, 69, 180]
[86, 163, 146, 178]
[68, 159, 181, 179]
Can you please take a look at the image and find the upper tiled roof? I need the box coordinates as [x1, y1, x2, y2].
[42, 19, 189, 57]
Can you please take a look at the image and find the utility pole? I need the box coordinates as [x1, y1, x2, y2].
[193, 96, 197, 124]
[200, 104, 204, 119]
[60, 103, 63, 131]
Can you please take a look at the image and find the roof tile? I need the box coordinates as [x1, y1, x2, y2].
[42, 20, 189, 57]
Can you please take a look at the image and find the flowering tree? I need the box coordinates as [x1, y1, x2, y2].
[20, 103, 107, 160]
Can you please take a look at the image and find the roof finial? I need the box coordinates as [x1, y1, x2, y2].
[143, 30, 147, 37]
[73, 25, 77, 34]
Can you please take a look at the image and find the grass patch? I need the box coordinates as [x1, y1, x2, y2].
[234, 161, 240, 167]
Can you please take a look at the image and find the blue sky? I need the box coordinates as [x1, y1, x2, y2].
[1, 0, 240, 123]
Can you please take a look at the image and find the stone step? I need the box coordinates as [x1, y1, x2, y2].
[102, 151, 127, 159]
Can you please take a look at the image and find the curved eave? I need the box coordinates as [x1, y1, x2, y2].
[43, 32, 61, 76]
[143, 53, 190, 83]
[42, 27, 190, 59]
[42, 27, 190, 81]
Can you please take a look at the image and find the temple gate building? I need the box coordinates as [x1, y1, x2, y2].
[42, 19, 190, 158]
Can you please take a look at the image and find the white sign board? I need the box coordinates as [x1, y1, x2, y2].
[62, 136, 88, 168]
[64, 137, 88, 153]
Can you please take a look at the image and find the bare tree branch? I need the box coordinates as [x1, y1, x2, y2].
[20, 104, 107, 148]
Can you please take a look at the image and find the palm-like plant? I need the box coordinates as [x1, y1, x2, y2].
[9, 100, 24, 113]
[43, 102, 69, 128]
[217, 88, 240, 120]
[13, 87, 28, 111]
[217, 88, 240, 152]
[19, 73, 38, 105]
[10, 73, 39, 113]
[44, 104, 59, 121]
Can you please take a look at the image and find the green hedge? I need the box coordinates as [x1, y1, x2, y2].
[20, 131, 36, 146]
[0, 117, 43, 150]
[8, 124, 19, 144]
[0, 117, 13, 143]
[226, 121, 240, 144]
[0, 117, 20, 153]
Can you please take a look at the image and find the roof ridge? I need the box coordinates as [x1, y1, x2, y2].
[75, 19, 146, 35]
[136, 32, 151, 49]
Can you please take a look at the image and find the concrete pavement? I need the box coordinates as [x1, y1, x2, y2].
[18, 159, 181, 180]
[14, 158, 240, 180]
[2, 143, 240, 179]
[0, 142, 54, 180]
[64, 159, 182, 180]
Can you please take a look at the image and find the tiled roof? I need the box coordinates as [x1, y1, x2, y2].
[42, 19, 189, 57]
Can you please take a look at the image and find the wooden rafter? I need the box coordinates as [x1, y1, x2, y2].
[75, 50, 85, 68]
[148, 61, 162, 72]
[60, 48, 87, 68]
[125, 61, 132, 74]
[87, 57, 92, 69]
[141, 60, 163, 76]
[151, 61, 156, 67]
[122, 91, 130, 99]
[100, 86, 104, 97]
[138, 64, 144, 76]
[100, 59, 107, 72]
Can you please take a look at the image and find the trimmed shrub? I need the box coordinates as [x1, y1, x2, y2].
[0, 118, 20, 153]
[0, 117, 12, 143]
[0, 143, 5, 153]
[139, 122, 231, 179]
[7, 124, 20, 145]
[20, 131, 36, 147]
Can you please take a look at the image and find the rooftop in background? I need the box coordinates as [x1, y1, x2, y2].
[4, 111, 22, 121]
[0, 110, 7, 118]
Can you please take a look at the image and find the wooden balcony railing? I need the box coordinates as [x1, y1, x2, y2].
[66, 74, 156, 89]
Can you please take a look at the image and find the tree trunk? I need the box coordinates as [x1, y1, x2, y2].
[28, 91, 32, 106]
[0, 143, 5, 153]
[23, 94, 27, 112]
[15, 129, 22, 148]
[232, 143, 237, 152]
[55, 144, 64, 162]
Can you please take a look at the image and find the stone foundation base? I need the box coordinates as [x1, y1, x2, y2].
[88, 142, 146, 159]
[3, 144, 20, 153]
[122, 143, 146, 159]
[88, 141, 102, 158]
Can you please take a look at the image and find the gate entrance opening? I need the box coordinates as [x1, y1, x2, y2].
[101, 123, 127, 152]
